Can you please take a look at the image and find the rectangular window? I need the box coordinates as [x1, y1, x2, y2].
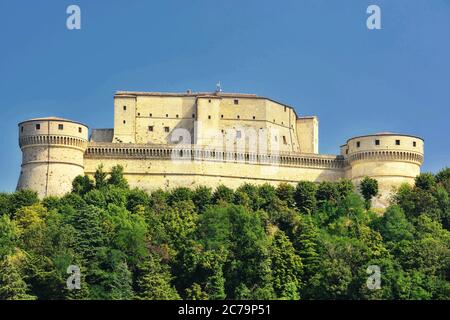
[137, 113, 140, 116]
[21, 126, 24, 132]
[356, 141, 360, 148]
[284, 106, 287, 112]
[164, 126, 170, 133]
[36, 124, 40, 130]
[253, 116, 256, 120]
[149, 113, 152, 117]
[221, 115, 224, 118]
[123, 106, 126, 111]
[208, 115, 211, 119]
[176, 114, 179, 118]
[346, 149, 348, 155]
[234, 99, 239, 105]
[123, 120, 126, 124]
[396, 140, 401, 146]
[78, 127, 82, 133]
[58, 124, 64, 130]
[192, 114, 195, 118]
[237, 115, 240, 119]
[166, 114, 168, 118]
[413, 141, 417, 147]
[283, 136, 287, 144]
[236, 130, 242, 139]
[148, 126, 154, 132]
[375, 139, 380, 145]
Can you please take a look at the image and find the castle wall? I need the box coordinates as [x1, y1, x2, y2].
[16, 93, 425, 208]
[83, 143, 345, 193]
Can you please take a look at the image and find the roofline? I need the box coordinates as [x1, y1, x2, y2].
[18, 118, 88, 128]
[114, 91, 301, 118]
[344, 133, 424, 145]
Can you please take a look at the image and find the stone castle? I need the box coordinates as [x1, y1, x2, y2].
[17, 91, 424, 207]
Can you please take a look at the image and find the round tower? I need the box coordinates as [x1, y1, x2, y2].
[341, 133, 424, 207]
[17, 117, 89, 198]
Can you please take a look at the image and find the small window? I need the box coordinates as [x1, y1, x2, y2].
[283, 136, 287, 145]
[346, 149, 348, 155]
[396, 140, 401, 146]
[356, 141, 360, 148]
[375, 139, 380, 146]
[123, 106, 127, 111]
[208, 99, 211, 103]
[413, 141, 417, 147]
[137, 112, 140, 116]
[273, 119, 276, 123]
[192, 114, 195, 118]
[123, 120, 126, 124]
[166, 114, 168, 118]
[176, 114, 179, 118]
[221, 115, 224, 118]
[58, 124, 64, 130]
[21, 126, 23, 132]
[253, 116, 256, 120]
[237, 115, 240, 119]
[78, 127, 82, 133]
[236, 130, 242, 139]
[149, 113, 152, 117]
[36, 124, 40, 130]
[208, 115, 211, 119]
[148, 126, 154, 132]
[234, 99, 239, 105]
[164, 126, 170, 133]
[284, 106, 287, 112]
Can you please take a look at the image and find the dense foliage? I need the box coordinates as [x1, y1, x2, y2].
[0, 166, 449, 300]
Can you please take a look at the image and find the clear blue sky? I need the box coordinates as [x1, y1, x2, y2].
[0, 0, 449, 192]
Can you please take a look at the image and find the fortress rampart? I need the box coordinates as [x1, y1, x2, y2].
[16, 91, 424, 207]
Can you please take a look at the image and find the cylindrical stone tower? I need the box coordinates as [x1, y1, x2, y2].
[341, 133, 424, 207]
[17, 117, 89, 198]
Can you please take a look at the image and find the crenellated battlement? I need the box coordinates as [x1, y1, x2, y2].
[85, 143, 345, 169]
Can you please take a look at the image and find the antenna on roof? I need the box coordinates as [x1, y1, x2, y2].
[215, 81, 222, 93]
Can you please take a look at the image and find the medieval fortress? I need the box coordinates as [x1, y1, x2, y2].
[17, 91, 424, 207]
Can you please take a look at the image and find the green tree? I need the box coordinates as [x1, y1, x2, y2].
[270, 231, 303, 299]
[276, 183, 296, 208]
[359, 177, 379, 209]
[94, 164, 108, 189]
[108, 165, 129, 189]
[72, 175, 94, 195]
[415, 173, 436, 191]
[294, 181, 317, 214]
[0, 252, 37, 300]
[136, 254, 180, 300]
[212, 185, 235, 204]
[192, 186, 213, 212]
[109, 261, 134, 299]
